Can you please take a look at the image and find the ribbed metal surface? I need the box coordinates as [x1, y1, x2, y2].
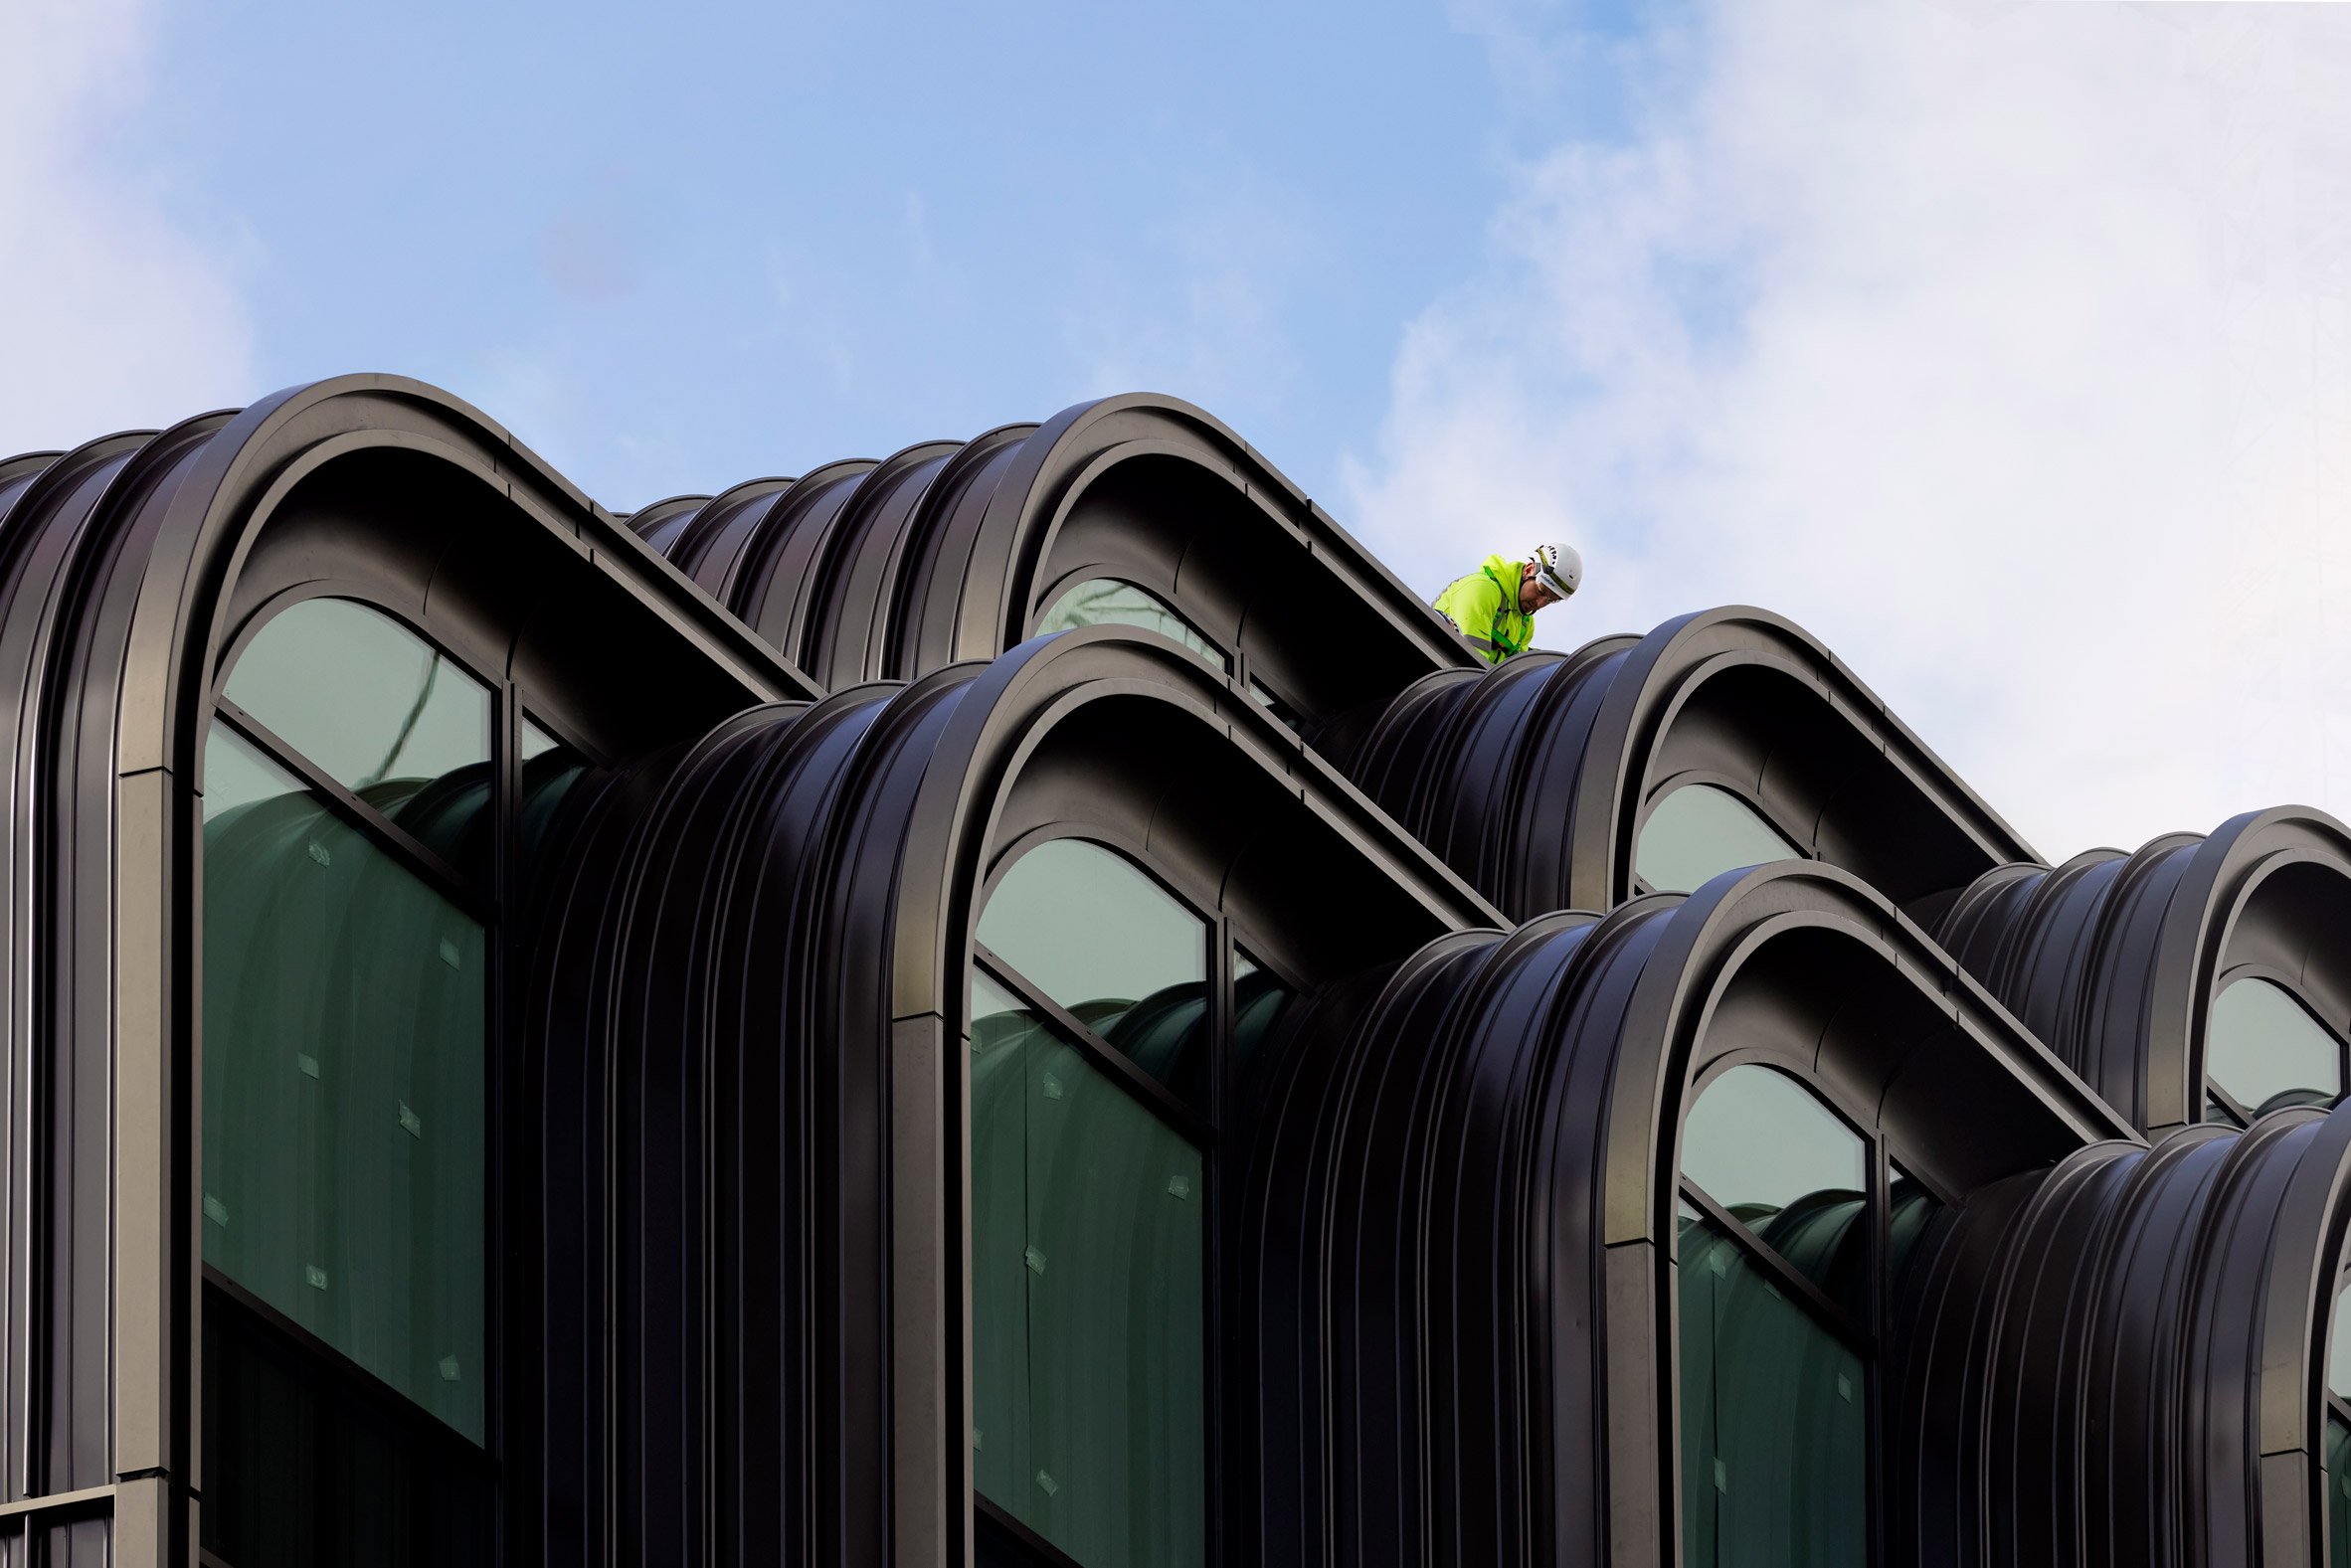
[1343, 605, 2037, 921]
[1899, 1106, 2351, 1564]
[1239, 861, 2126, 1568]
[1938, 806, 2351, 1134]
[0, 373, 2347, 1565]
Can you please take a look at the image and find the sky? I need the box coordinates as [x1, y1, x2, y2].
[5, 0, 2350, 862]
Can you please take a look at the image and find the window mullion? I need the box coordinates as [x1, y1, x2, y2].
[215, 698, 490, 919]
[1679, 1178, 1874, 1351]
[972, 947, 1216, 1147]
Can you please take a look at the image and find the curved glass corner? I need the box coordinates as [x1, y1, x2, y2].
[1035, 579, 1230, 674]
[1636, 783, 1801, 895]
[2209, 976, 2343, 1115]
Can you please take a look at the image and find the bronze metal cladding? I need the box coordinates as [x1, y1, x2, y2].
[0, 374, 2347, 1566]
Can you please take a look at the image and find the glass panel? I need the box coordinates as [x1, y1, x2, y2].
[977, 839, 1209, 1097]
[971, 974, 1205, 1568]
[202, 1288, 492, 1568]
[1035, 579, 1230, 674]
[1636, 784, 1801, 895]
[2330, 1279, 2351, 1401]
[226, 597, 492, 854]
[2209, 976, 2343, 1112]
[1683, 1065, 1868, 1308]
[518, 715, 592, 887]
[1679, 1205, 1867, 1568]
[1231, 949, 1296, 1073]
[1887, 1162, 1940, 1292]
[2330, 1414, 2351, 1568]
[1247, 678, 1300, 730]
[202, 723, 487, 1444]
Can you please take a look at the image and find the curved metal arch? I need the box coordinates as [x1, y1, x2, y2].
[0, 377, 842, 1559]
[520, 621, 1503, 1566]
[636, 392, 1478, 730]
[1937, 806, 2351, 1135]
[1343, 605, 2039, 923]
[1237, 859, 2124, 1568]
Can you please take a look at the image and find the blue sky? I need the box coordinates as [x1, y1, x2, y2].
[10, 0, 2351, 857]
[99, 0, 1651, 508]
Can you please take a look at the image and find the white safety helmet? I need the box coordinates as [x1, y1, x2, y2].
[1530, 542, 1582, 601]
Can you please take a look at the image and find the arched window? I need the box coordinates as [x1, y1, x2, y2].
[970, 836, 1292, 1568]
[1035, 578, 1230, 675]
[1637, 783, 1803, 896]
[201, 596, 591, 1567]
[1677, 1063, 1910, 1568]
[2205, 975, 2346, 1126]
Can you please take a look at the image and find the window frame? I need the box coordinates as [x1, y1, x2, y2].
[2202, 963, 2351, 1127]
[198, 584, 557, 1552]
[1674, 1049, 1939, 1568]
[1630, 771, 1812, 898]
[1029, 568, 1302, 725]
[969, 822, 1292, 1568]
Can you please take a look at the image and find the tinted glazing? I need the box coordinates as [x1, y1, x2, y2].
[202, 723, 487, 1444]
[2208, 976, 2342, 1112]
[977, 839, 1209, 1094]
[971, 973, 1205, 1568]
[1636, 783, 1801, 895]
[1036, 579, 1229, 673]
[1678, 1204, 1866, 1568]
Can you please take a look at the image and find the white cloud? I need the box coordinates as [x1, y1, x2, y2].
[0, 0, 252, 453]
[1347, 0, 2351, 860]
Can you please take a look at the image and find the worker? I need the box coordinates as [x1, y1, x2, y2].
[1434, 544, 1582, 665]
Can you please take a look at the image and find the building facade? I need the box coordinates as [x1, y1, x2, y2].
[0, 376, 2345, 1566]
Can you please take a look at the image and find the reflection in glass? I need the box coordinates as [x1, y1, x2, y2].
[1678, 1205, 1867, 1568]
[978, 839, 1208, 1094]
[1247, 678, 1301, 731]
[2209, 977, 2343, 1113]
[1887, 1162, 1941, 1292]
[971, 974, 1205, 1568]
[202, 723, 486, 1444]
[1231, 951, 1296, 1072]
[227, 597, 491, 824]
[1635, 784, 1801, 895]
[203, 1291, 492, 1567]
[2330, 1415, 2351, 1568]
[2331, 1280, 2351, 1402]
[1684, 1065, 1868, 1309]
[1035, 579, 1229, 673]
[518, 716, 592, 887]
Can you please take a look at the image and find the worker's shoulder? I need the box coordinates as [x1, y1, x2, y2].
[1438, 569, 1502, 608]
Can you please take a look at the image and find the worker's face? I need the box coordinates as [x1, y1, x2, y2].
[1521, 562, 1562, 612]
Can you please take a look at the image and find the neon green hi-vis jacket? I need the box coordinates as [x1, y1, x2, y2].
[1434, 553, 1533, 665]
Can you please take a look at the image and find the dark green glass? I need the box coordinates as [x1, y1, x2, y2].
[1887, 1162, 1941, 1293]
[1035, 579, 1230, 673]
[971, 973, 1205, 1568]
[202, 723, 487, 1444]
[518, 715, 591, 890]
[1635, 783, 1800, 895]
[1230, 950, 1295, 1072]
[1678, 1205, 1867, 1568]
[202, 1289, 492, 1567]
[2209, 976, 2342, 1112]
[1683, 1065, 1867, 1307]
[2331, 1281, 2351, 1402]
[2329, 1414, 2351, 1568]
[977, 839, 1208, 1096]
[226, 597, 492, 855]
